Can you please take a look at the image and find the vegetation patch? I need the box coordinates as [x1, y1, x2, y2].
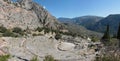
[30, 56, 38, 61]
[95, 53, 120, 61]
[0, 26, 26, 37]
[55, 33, 61, 40]
[0, 55, 10, 61]
[43, 55, 55, 61]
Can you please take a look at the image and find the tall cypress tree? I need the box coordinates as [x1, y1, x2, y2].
[102, 24, 110, 41]
[117, 23, 120, 39]
[117, 22, 120, 48]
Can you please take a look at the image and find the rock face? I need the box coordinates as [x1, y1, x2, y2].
[0, 0, 63, 30]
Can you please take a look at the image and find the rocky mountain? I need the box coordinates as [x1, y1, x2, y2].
[59, 14, 120, 35]
[58, 16, 103, 29]
[0, 0, 63, 30]
[0, 0, 101, 61]
[89, 14, 120, 34]
[63, 23, 102, 38]
[58, 16, 103, 38]
[58, 18, 74, 24]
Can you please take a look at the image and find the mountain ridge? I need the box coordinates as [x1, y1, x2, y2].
[89, 14, 120, 34]
[58, 16, 103, 28]
[58, 14, 120, 34]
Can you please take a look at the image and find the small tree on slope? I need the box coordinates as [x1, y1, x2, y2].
[117, 22, 120, 48]
[102, 24, 110, 44]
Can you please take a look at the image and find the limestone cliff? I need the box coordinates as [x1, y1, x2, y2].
[0, 0, 63, 30]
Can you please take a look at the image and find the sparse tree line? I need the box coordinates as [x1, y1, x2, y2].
[101, 23, 120, 47]
[95, 23, 120, 61]
[0, 25, 76, 40]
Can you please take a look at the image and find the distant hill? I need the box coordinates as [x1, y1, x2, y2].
[63, 23, 102, 38]
[58, 14, 120, 35]
[58, 16, 103, 29]
[89, 14, 120, 34]
[72, 16, 103, 29]
[58, 16, 103, 37]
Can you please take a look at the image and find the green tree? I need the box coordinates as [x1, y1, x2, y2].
[117, 23, 120, 39]
[12, 27, 22, 33]
[3, 30, 17, 37]
[55, 33, 61, 40]
[35, 27, 43, 32]
[0, 26, 7, 33]
[117, 22, 120, 48]
[102, 24, 110, 42]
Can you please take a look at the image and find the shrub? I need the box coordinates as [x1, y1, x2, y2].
[2, 30, 17, 37]
[32, 33, 43, 36]
[12, 27, 25, 36]
[43, 55, 55, 61]
[12, 27, 23, 33]
[55, 34, 61, 40]
[0, 26, 7, 33]
[43, 27, 50, 34]
[0, 55, 10, 61]
[30, 56, 38, 61]
[91, 37, 98, 42]
[35, 27, 43, 32]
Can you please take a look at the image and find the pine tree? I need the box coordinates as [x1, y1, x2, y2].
[102, 24, 110, 41]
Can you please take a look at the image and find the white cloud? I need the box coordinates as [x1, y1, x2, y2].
[43, 6, 46, 9]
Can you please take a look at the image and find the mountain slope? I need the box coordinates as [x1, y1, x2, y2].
[89, 14, 120, 34]
[63, 23, 102, 38]
[58, 16, 103, 38]
[73, 16, 103, 28]
[0, 0, 63, 30]
[58, 16, 103, 29]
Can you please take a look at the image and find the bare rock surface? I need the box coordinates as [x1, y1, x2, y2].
[0, 35, 97, 61]
[0, 0, 63, 30]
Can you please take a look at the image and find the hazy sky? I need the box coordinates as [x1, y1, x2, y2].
[34, 0, 120, 18]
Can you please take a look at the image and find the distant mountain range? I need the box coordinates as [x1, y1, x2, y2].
[58, 14, 120, 35]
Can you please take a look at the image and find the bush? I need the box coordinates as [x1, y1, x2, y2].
[12, 27, 25, 36]
[43, 27, 50, 34]
[0, 55, 10, 61]
[35, 27, 43, 32]
[0, 26, 7, 33]
[55, 34, 61, 40]
[43, 55, 55, 61]
[12, 27, 23, 33]
[91, 37, 98, 42]
[2, 30, 17, 37]
[30, 56, 38, 61]
[32, 33, 43, 36]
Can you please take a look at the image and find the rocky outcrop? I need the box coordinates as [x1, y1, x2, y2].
[0, 0, 63, 30]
